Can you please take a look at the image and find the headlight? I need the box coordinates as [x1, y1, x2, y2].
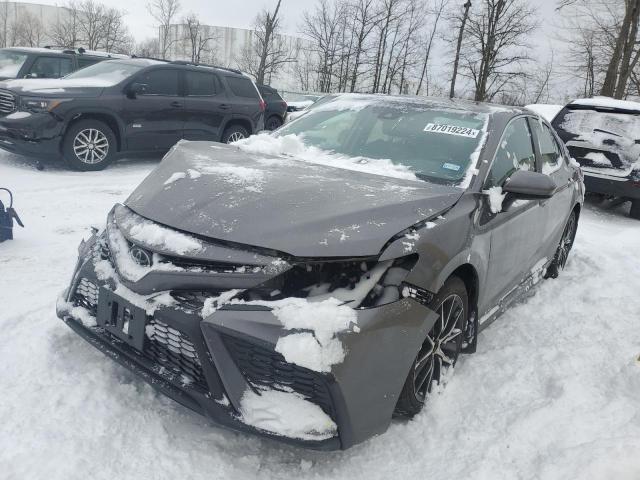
[240, 255, 418, 308]
[20, 97, 70, 113]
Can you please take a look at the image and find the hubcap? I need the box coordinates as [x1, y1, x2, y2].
[73, 128, 109, 164]
[556, 214, 576, 269]
[227, 131, 245, 143]
[413, 294, 464, 402]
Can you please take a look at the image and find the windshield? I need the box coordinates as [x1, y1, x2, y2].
[64, 61, 143, 85]
[0, 50, 28, 78]
[275, 100, 488, 185]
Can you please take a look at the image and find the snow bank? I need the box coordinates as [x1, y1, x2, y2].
[235, 133, 418, 181]
[238, 387, 337, 440]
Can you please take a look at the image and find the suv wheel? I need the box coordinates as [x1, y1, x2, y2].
[63, 120, 116, 171]
[222, 124, 249, 143]
[266, 115, 282, 131]
[630, 200, 640, 220]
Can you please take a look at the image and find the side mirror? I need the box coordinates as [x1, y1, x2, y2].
[127, 82, 147, 98]
[24, 73, 38, 79]
[502, 170, 556, 198]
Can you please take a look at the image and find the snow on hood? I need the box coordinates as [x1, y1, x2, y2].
[125, 140, 462, 258]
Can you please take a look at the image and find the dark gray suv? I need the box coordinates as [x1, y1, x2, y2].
[57, 94, 583, 449]
[0, 59, 265, 170]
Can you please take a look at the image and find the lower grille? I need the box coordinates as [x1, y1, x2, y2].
[74, 278, 99, 314]
[145, 319, 208, 391]
[0, 90, 16, 114]
[223, 334, 336, 419]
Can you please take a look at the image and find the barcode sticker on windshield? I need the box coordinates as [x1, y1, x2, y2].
[424, 123, 480, 138]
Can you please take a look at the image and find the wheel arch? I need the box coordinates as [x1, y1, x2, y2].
[220, 117, 253, 140]
[63, 111, 123, 153]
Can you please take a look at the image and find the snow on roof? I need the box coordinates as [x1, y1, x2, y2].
[570, 96, 640, 112]
[525, 104, 563, 121]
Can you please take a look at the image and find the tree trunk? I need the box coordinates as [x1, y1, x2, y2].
[601, 0, 635, 97]
[614, 0, 640, 98]
[449, 1, 471, 99]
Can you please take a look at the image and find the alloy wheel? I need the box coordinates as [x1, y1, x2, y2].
[556, 213, 576, 269]
[73, 128, 109, 164]
[413, 294, 464, 402]
[227, 131, 246, 143]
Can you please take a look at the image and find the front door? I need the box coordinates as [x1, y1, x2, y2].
[182, 70, 229, 141]
[480, 116, 547, 308]
[123, 68, 184, 151]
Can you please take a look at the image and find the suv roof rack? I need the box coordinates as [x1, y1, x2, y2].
[43, 45, 130, 58]
[130, 55, 168, 62]
[168, 60, 243, 75]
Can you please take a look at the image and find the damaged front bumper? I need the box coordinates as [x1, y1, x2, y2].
[56, 225, 438, 450]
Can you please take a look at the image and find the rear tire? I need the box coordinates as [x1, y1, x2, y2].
[630, 200, 640, 220]
[545, 210, 578, 279]
[222, 124, 249, 143]
[63, 119, 116, 171]
[265, 115, 282, 131]
[394, 276, 468, 418]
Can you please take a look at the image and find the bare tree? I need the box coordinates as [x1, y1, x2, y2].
[14, 11, 46, 47]
[182, 14, 217, 63]
[238, 0, 294, 84]
[136, 37, 160, 58]
[415, 0, 448, 95]
[51, 1, 82, 48]
[76, 0, 106, 50]
[347, 0, 381, 92]
[147, 0, 181, 59]
[461, 0, 539, 102]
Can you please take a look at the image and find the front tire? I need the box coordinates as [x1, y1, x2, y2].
[265, 115, 282, 131]
[394, 276, 468, 418]
[222, 124, 249, 143]
[63, 120, 116, 171]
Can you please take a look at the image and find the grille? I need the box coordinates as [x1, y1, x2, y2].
[74, 278, 99, 314]
[223, 334, 336, 419]
[0, 90, 16, 114]
[144, 319, 208, 391]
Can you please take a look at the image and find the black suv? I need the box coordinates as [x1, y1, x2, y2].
[0, 58, 265, 170]
[0, 47, 125, 80]
[257, 84, 287, 130]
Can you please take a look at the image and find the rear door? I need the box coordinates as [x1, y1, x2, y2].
[122, 68, 184, 151]
[224, 75, 264, 132]
[182, 70, 228, 141]
[480, 116, 547, 307]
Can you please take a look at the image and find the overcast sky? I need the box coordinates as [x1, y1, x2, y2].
[31, 0, 557, 44]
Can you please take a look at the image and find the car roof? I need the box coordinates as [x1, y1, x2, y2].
[2, 46, 128, 58]
[565, 96, 640, 114]
[318, 93, 527, 118]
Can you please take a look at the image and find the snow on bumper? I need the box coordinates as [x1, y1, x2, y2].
[56, 233, 439, 449]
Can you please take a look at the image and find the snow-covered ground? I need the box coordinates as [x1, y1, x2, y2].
[1, 152, 640, 480]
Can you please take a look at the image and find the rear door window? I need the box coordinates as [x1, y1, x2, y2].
[486, 117, 536, 187]
[226, 76, 259, 98]
[77, 57, 103, 69]
[531, 118, 564, 174]
[138, 69, 179, 96]
[185, 71, 217, 96]
[28, 56, 73, 78]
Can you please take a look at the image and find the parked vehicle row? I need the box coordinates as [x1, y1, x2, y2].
[0, 58, 265, 170]
[56, 94, 584, 450]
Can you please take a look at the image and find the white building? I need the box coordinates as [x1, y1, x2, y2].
[0, 1, 70, 48]
[162, 23, 305, 91]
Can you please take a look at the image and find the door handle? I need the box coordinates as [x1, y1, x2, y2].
[219, 104, 231, 110]
[170, 101, 183, 108]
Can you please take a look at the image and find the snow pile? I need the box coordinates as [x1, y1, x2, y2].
[238, 387, 337, 440]
[486, 186, 506, 213]
[189, 159, 266, 193]
[117, 205, 203, 255]
[525, 104, 563, 121]
[233, 296, 357, 372]
[235, 133, 419, 181]
[201, 289, 243, 318]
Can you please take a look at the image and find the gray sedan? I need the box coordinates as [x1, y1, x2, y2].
[57, 94, 584, 450]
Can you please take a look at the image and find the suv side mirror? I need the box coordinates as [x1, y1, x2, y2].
[127, 82, 148, 98]
[24, 73, 38, 79]
[502, 170, 556, 198]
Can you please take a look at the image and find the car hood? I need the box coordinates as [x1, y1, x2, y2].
[125, 141, 463, 258]
[0, 78, 105, 97]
